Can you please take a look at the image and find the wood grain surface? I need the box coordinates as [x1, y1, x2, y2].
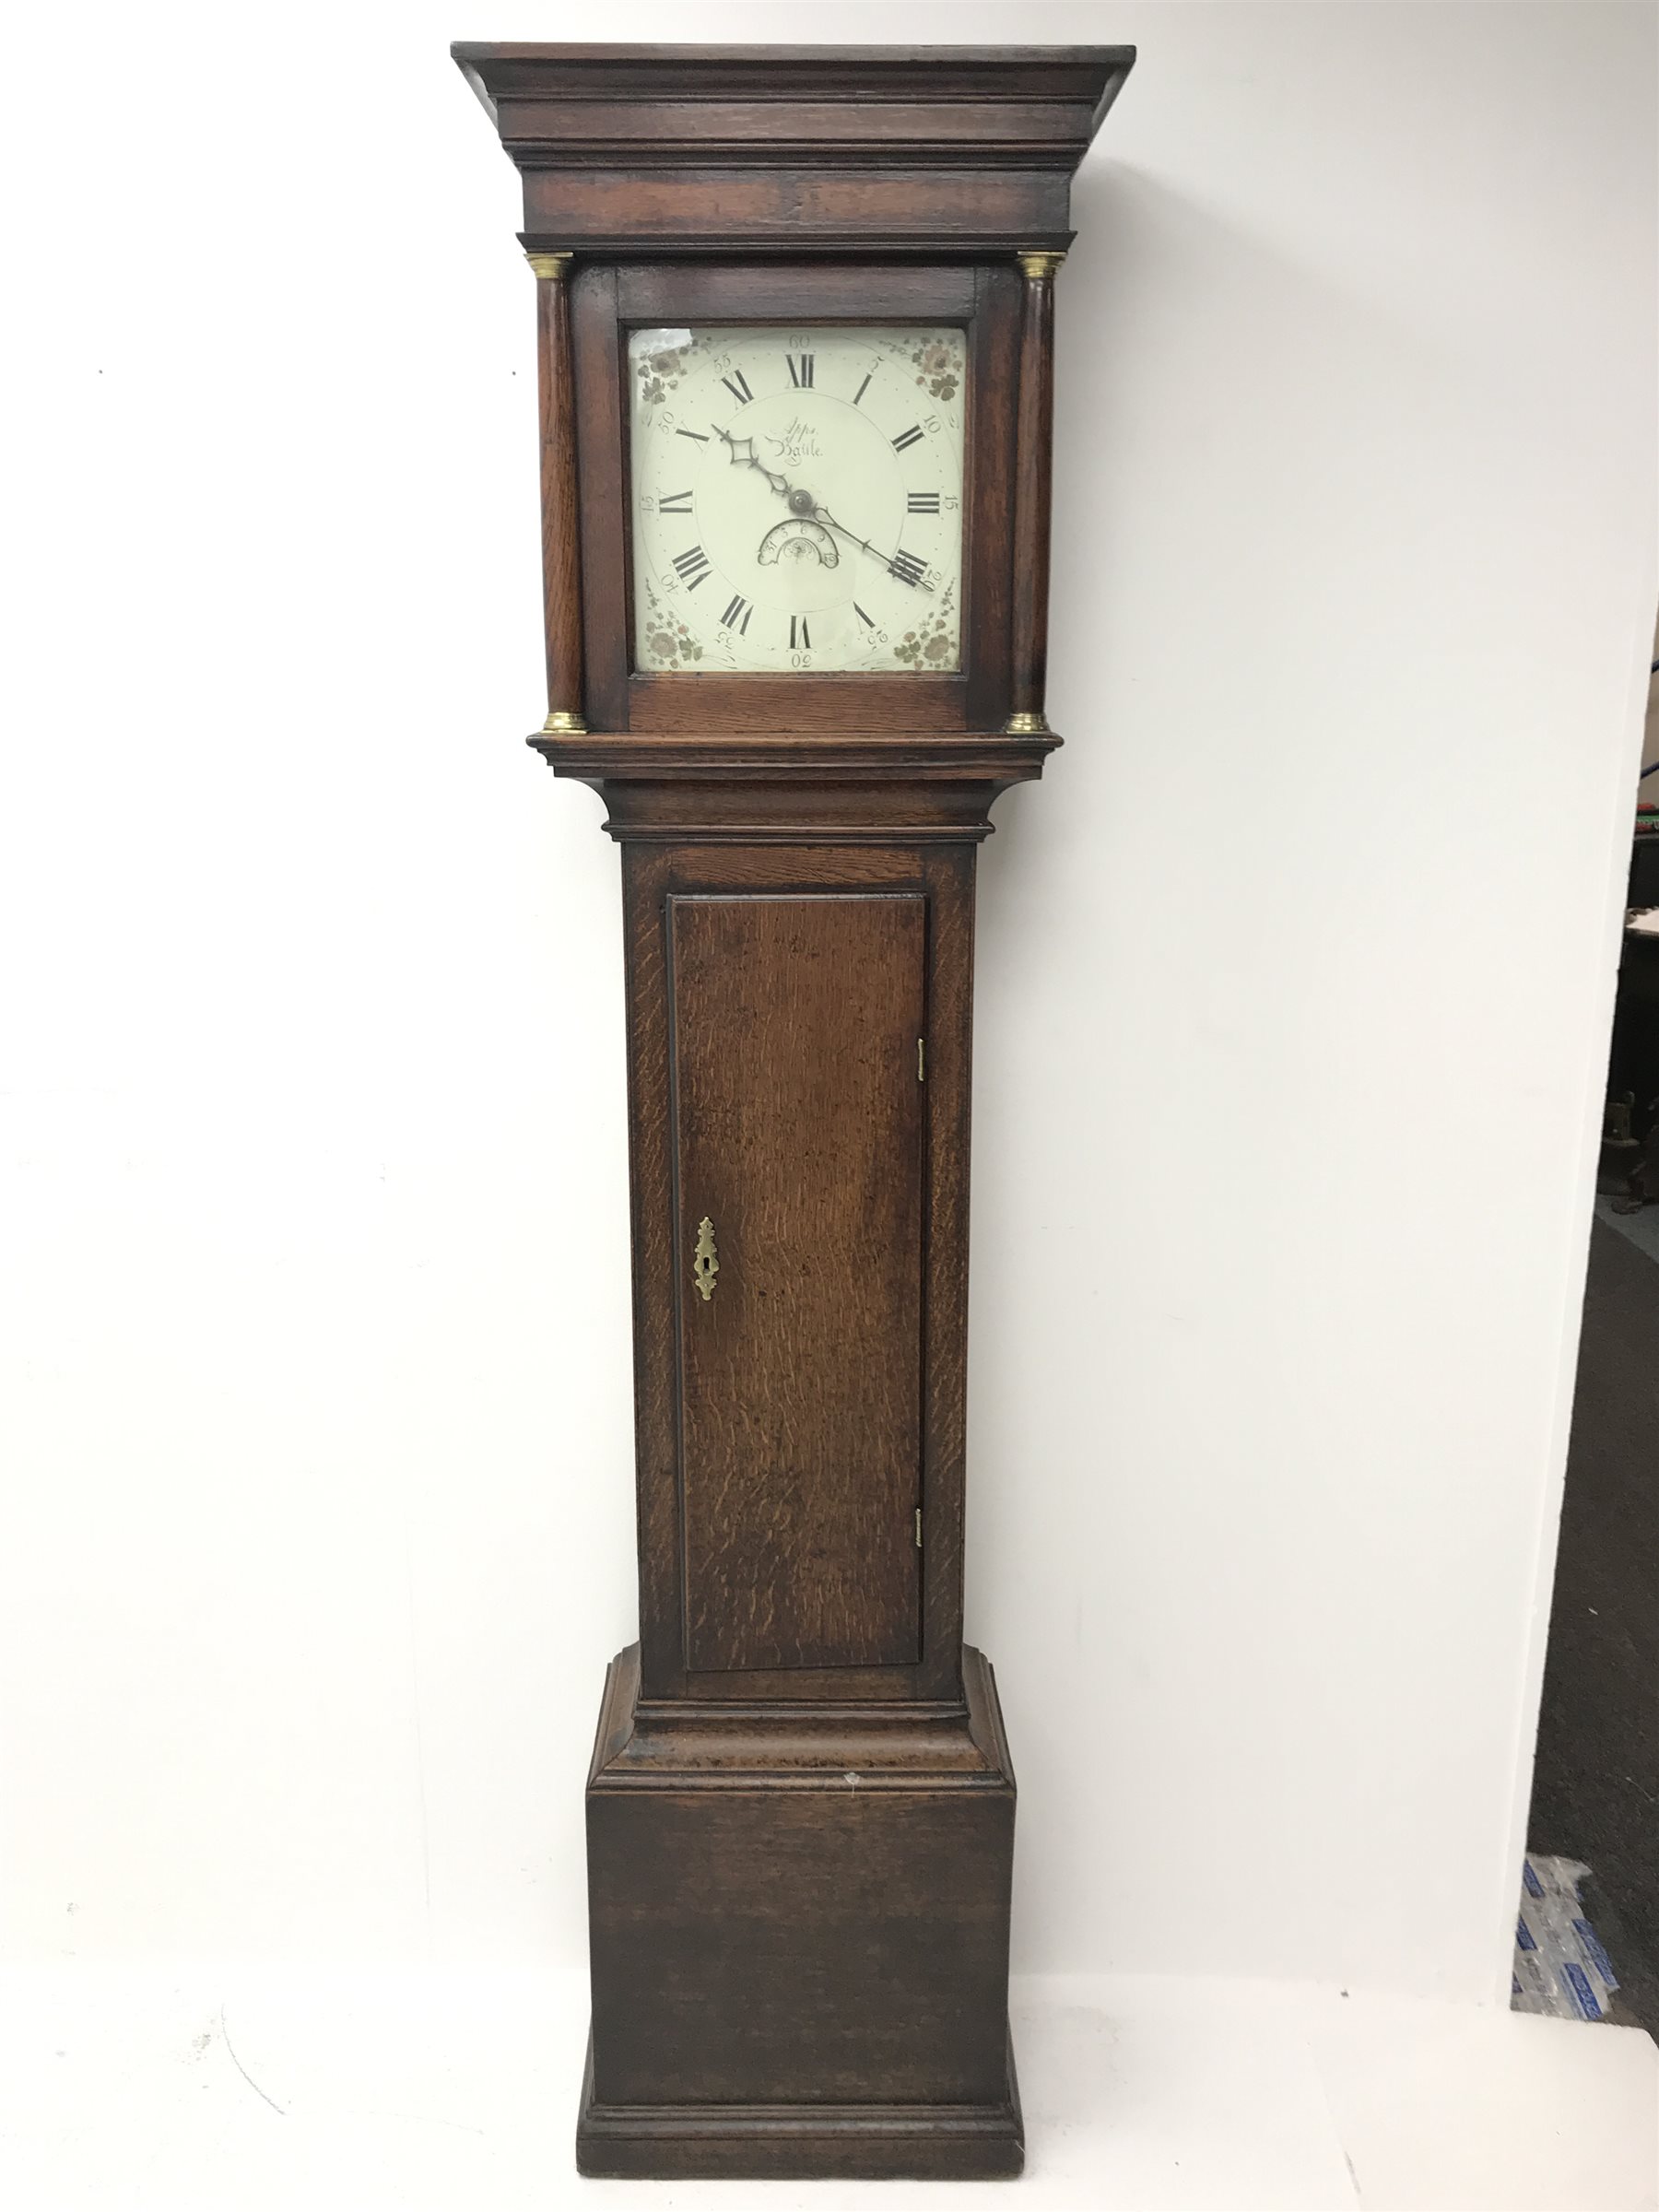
[582, 1642, 1020, 2178]
[534, 261, 584, 722]
[453, 41, 1134, 258]
[672, 893, 925, 1671]
[1009, 254, 1058, 724]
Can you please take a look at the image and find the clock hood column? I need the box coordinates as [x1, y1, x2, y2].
[1008, 250, 1065, 735]
[525, 251, 585, 735]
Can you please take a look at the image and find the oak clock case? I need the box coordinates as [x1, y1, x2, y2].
[453, 39, 1134, 2185]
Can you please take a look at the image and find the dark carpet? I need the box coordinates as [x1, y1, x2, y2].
[1527, 1218, 1659, 2035]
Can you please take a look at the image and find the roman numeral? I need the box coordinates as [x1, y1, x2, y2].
[786, 354, 814, 388]
[675, 427, 710, 442]
[907, 491, 941, 513]
[672, 544, 712, 588]
[853, 371, 873, 406]
[888, 550, 927, 589]
[720, 369, 754, 406]
[790, 615, 811, 650]
[854, 602, 875, 626]
[657, 488, 694, 513]
[891, 424, 924, 453]
[720, 594, 753, 635]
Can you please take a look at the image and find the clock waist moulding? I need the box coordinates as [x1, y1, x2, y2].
[453, 41, 1134, 2183]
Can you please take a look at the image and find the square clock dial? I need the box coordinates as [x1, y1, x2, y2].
[629, 324, 966, 675]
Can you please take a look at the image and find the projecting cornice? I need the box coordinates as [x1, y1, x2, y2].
[451, 42, 1135, 255]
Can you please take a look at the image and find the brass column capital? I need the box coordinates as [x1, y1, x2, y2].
[1017, 250, 1066, 281]
[525, 250, 574, 281]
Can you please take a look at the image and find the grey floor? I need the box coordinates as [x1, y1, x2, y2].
[1595, 1191, 1659, 1266]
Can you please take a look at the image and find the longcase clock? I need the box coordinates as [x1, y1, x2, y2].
[453, 40, 1134, 2182]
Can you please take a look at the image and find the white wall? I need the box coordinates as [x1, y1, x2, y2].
[3, 1, 1653, 2004]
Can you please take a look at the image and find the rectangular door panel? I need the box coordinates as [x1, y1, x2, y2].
[671, 893, 925, 1673]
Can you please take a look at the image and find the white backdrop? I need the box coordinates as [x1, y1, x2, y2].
[4, 1, 1653, 2007]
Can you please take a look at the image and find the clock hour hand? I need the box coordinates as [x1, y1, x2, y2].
[814, 506, 935, 594]
[714, 425, 793, 500]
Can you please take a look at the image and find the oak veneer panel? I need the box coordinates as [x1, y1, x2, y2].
[671, 893, 926, 1672]
[523, 167, 1068, 248]
[627, 673, 967, 736]
[614, 263, 978, 322]
[587, 1781, 1013, 2106]
[493, 99, 1087, 150]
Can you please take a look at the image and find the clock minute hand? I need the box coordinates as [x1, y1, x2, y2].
[814, 506, 935, 595]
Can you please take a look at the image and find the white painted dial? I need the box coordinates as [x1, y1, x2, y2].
[628, 324, 966, 675]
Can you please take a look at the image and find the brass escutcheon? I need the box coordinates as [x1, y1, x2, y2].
[692, 1216, 719, 1302]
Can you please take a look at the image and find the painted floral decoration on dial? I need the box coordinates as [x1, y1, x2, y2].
[629, 325, 966, 675]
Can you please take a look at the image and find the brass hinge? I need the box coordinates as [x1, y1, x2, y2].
[914, 1507, 923, 1549]
[917, 1038, 925, 1083]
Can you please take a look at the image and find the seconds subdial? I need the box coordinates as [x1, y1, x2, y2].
[758, 517, 840, 570]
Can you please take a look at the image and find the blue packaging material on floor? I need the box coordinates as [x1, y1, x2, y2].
[1512, 1855, 1621, 2021]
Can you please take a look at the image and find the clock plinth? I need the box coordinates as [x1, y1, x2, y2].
[454, 41, 1133, 2179]
[578, 1644, 1020, 2181]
